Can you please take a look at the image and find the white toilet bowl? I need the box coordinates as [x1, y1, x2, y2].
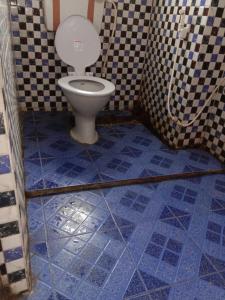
[55, 15, 115, 144]
[58, 76, 115, 144]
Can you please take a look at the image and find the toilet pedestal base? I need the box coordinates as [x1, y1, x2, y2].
[70, 114, 99, 144]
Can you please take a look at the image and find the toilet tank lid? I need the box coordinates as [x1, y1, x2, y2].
[55, 15, 101, 73]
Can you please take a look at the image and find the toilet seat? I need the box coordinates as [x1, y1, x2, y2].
[55, 15, 101, 75]
[58, 76, 115, 97]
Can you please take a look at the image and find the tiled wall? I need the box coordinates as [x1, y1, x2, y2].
[204, 90, 225, 162]
[0, 0, 30, 293]
[10, 0, 151, 111]
[140, 0, 225, 161]
[203, 0, 225, 162]
[192, 0, 225, 162]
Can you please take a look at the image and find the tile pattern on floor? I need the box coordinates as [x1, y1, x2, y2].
[22, 112, 223, 191]
[25, 172, 225, 300]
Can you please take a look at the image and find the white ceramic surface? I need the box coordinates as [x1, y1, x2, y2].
[55, 15, 101, 75]
[58, 76, 115, 144]
[56, 16, 115, 144]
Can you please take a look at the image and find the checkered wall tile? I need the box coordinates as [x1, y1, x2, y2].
[204, 89, 225, 162]
[0, 113, 5, 134]
[202, 0, 225, 162]
[0, 0, 30, 294]
[139, 0, 225, 161]
[10, 0, 151, 111]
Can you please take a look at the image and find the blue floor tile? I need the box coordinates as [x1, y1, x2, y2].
[179, 148, 223, 170]
[26, 176, 225, 299]
[24, 159, 43, 190]
[23, 137, 40, 159]
[23, 112, 223, 191]
[40, 156, 100, 188]
[23, 280, 52, 300]
[169, 275, 225, 300]
[38, 137, 88, 159]
[26, 190, 139, 299]
[23, 112, 225, 299]
[0, 155, 11, 174]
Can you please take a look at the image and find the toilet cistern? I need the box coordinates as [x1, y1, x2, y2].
[55, 15, 115, 144]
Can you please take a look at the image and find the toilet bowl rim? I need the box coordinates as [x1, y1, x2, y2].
[58, 75, 115, 97]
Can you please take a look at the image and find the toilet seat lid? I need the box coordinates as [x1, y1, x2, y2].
[55, 15, 101, 74]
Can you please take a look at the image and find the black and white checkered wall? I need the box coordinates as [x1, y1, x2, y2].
[0, 0, 30, 293]
[202, 0, 225, 162]
[204, 87, 225, 162]
[10, 0, 151, 111]
[140, 0, 225, 162]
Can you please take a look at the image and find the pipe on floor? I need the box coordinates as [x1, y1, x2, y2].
[25, 168, 225, 199]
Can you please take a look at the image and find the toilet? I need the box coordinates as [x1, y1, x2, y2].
[55, 15, 115, 144]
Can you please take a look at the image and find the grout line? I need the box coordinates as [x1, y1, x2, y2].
[124, 258, 225, 300]
[38, 196, 57, 300]
[99, 186, 150, 296]
[105, 186, 225, 298]
[77, 157, 145, 295]
[36, 194, 133, 298]
[165, 196, 225, 288]
[120, 194, 169, 298]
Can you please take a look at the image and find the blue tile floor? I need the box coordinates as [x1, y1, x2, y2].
[26, 172, 225, 299]
[22, 112, 223, 191]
